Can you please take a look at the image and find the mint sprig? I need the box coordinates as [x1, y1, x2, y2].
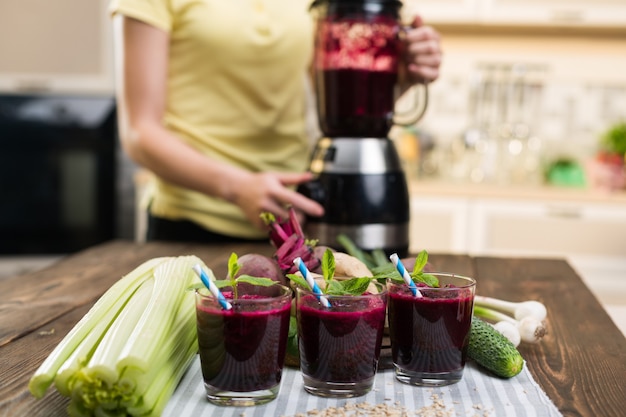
[372, 250, 439, 288]
[412, 250, 439, 287]
[189, 253, 279, 298]
[286, 249, 378, 296]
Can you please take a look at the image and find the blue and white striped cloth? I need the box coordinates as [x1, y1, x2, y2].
[163, 356, 562, 417]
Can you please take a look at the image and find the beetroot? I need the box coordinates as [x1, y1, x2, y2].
[235, 253, 286, 286]
[261, 207, 321, 275]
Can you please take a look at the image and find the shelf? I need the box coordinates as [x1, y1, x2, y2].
[433, 22, 626, 38]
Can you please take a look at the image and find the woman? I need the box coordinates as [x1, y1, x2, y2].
[109, 0, 442, 243]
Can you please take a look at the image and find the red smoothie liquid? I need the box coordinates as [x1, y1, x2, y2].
[297, 293, 386, 384]
[196, 293, 291, 392]
[317, 68, 397, 137]
[313, 17, 400, 137]
[387, 285, 474, 374]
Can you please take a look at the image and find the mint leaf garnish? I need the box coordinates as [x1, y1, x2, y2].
[371, 250, 440, 288]
[324, 280, 345, 295]
[371, 263, 399, 280]
[207, 276, 279, 290]
[321, 249, 335, 288]
[285, 250, 377, 296]
[227, 252, 240, 298]
[227, 252, 240, 280]
[286, 273, 309, 289]
[410, 250, 439, 288]
[413, 250, 429, 273]
[339, 277, 373, 296]
[235, 275, 277, 287]
[414, 272, 439, 288]
[213, 279, 234, 289]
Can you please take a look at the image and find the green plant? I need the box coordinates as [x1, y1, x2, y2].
[600, 122, 626, 156]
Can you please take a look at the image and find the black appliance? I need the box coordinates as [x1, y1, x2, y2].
[300, 136, 411, 257]
[299, 0, 428, 257]
[0, 93, 117, 254]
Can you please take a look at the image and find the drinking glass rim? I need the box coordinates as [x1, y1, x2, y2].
[295, 285, 387, 300]
[195, 283, 292, 305]
[388, 272, 476, 290]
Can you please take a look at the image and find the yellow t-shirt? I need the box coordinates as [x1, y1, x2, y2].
[109, 0, 314, 238]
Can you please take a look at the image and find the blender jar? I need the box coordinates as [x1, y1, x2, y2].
[310, 0, 426, 138]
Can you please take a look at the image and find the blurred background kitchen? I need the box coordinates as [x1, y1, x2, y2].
[0, 0, 624, 334]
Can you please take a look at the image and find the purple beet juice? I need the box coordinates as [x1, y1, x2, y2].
[387, 275, 475, 385]
[195, 288, 291, 395]
[313, 17, 400, 137]
[296, 290, 387, 388]
[317, 69, 397, 137]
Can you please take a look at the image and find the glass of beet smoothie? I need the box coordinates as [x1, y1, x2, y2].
[195, 283, 292, 406]
[387, 273, 476, 386]
[295, 287, 387, 397]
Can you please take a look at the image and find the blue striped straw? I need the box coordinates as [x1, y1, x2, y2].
[389, 253, 422, 297]
[293, 257, 331, 308]
[192, 264, 233, 310]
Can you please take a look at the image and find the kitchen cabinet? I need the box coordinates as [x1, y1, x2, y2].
[408, 181, 626, 307]
[412, 0, 626, 29]
[466, 197, 626, 306]
[484, 0, 626, 28]
[409, 181, 626, 258]
[466, 199, 626, 258]
[409, 0, 481, 25]
[409, 196, 469, 253]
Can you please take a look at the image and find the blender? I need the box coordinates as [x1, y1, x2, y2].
[299, 0, 428, 257]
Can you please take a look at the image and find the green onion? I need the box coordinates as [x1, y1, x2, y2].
[29, 255, 204, 416]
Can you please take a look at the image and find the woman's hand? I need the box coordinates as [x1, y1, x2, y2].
[230, 171, 324, 230]
[403, 15, 442, 83]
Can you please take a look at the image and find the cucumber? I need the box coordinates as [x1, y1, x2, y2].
[468, 317, 524, 378]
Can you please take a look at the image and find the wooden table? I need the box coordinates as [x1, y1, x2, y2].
[1, 240, 625, 416]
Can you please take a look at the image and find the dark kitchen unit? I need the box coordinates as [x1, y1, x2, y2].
[0, 93, 118, 254]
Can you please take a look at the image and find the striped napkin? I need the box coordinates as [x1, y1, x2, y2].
[163, 356, 562, 417]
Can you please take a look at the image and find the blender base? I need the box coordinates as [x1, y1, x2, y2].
[299, 137, 411, 259]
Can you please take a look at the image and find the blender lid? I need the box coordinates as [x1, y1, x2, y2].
[311, 0, 403, 8]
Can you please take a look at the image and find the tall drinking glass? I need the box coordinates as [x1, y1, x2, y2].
[296, 287, 387, 397]
[195, 284, 292, 406]
[387, 273, 476, 386]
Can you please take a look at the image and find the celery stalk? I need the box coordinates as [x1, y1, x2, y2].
[127, 341, 198, 416]
[146, 344, 198, 417]
[116, 256, 199, 373]
[118, 295, 196, 401]
[123, 284, 198, 414]
[29, 257, 168, 398]
[85, 278, 155, 386]
[31, 255, 204, 416]
[54, 292, 130, 397]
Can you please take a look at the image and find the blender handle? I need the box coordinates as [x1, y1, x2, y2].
[393, 24, 429, 127]
[392, 80, 429, 127]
